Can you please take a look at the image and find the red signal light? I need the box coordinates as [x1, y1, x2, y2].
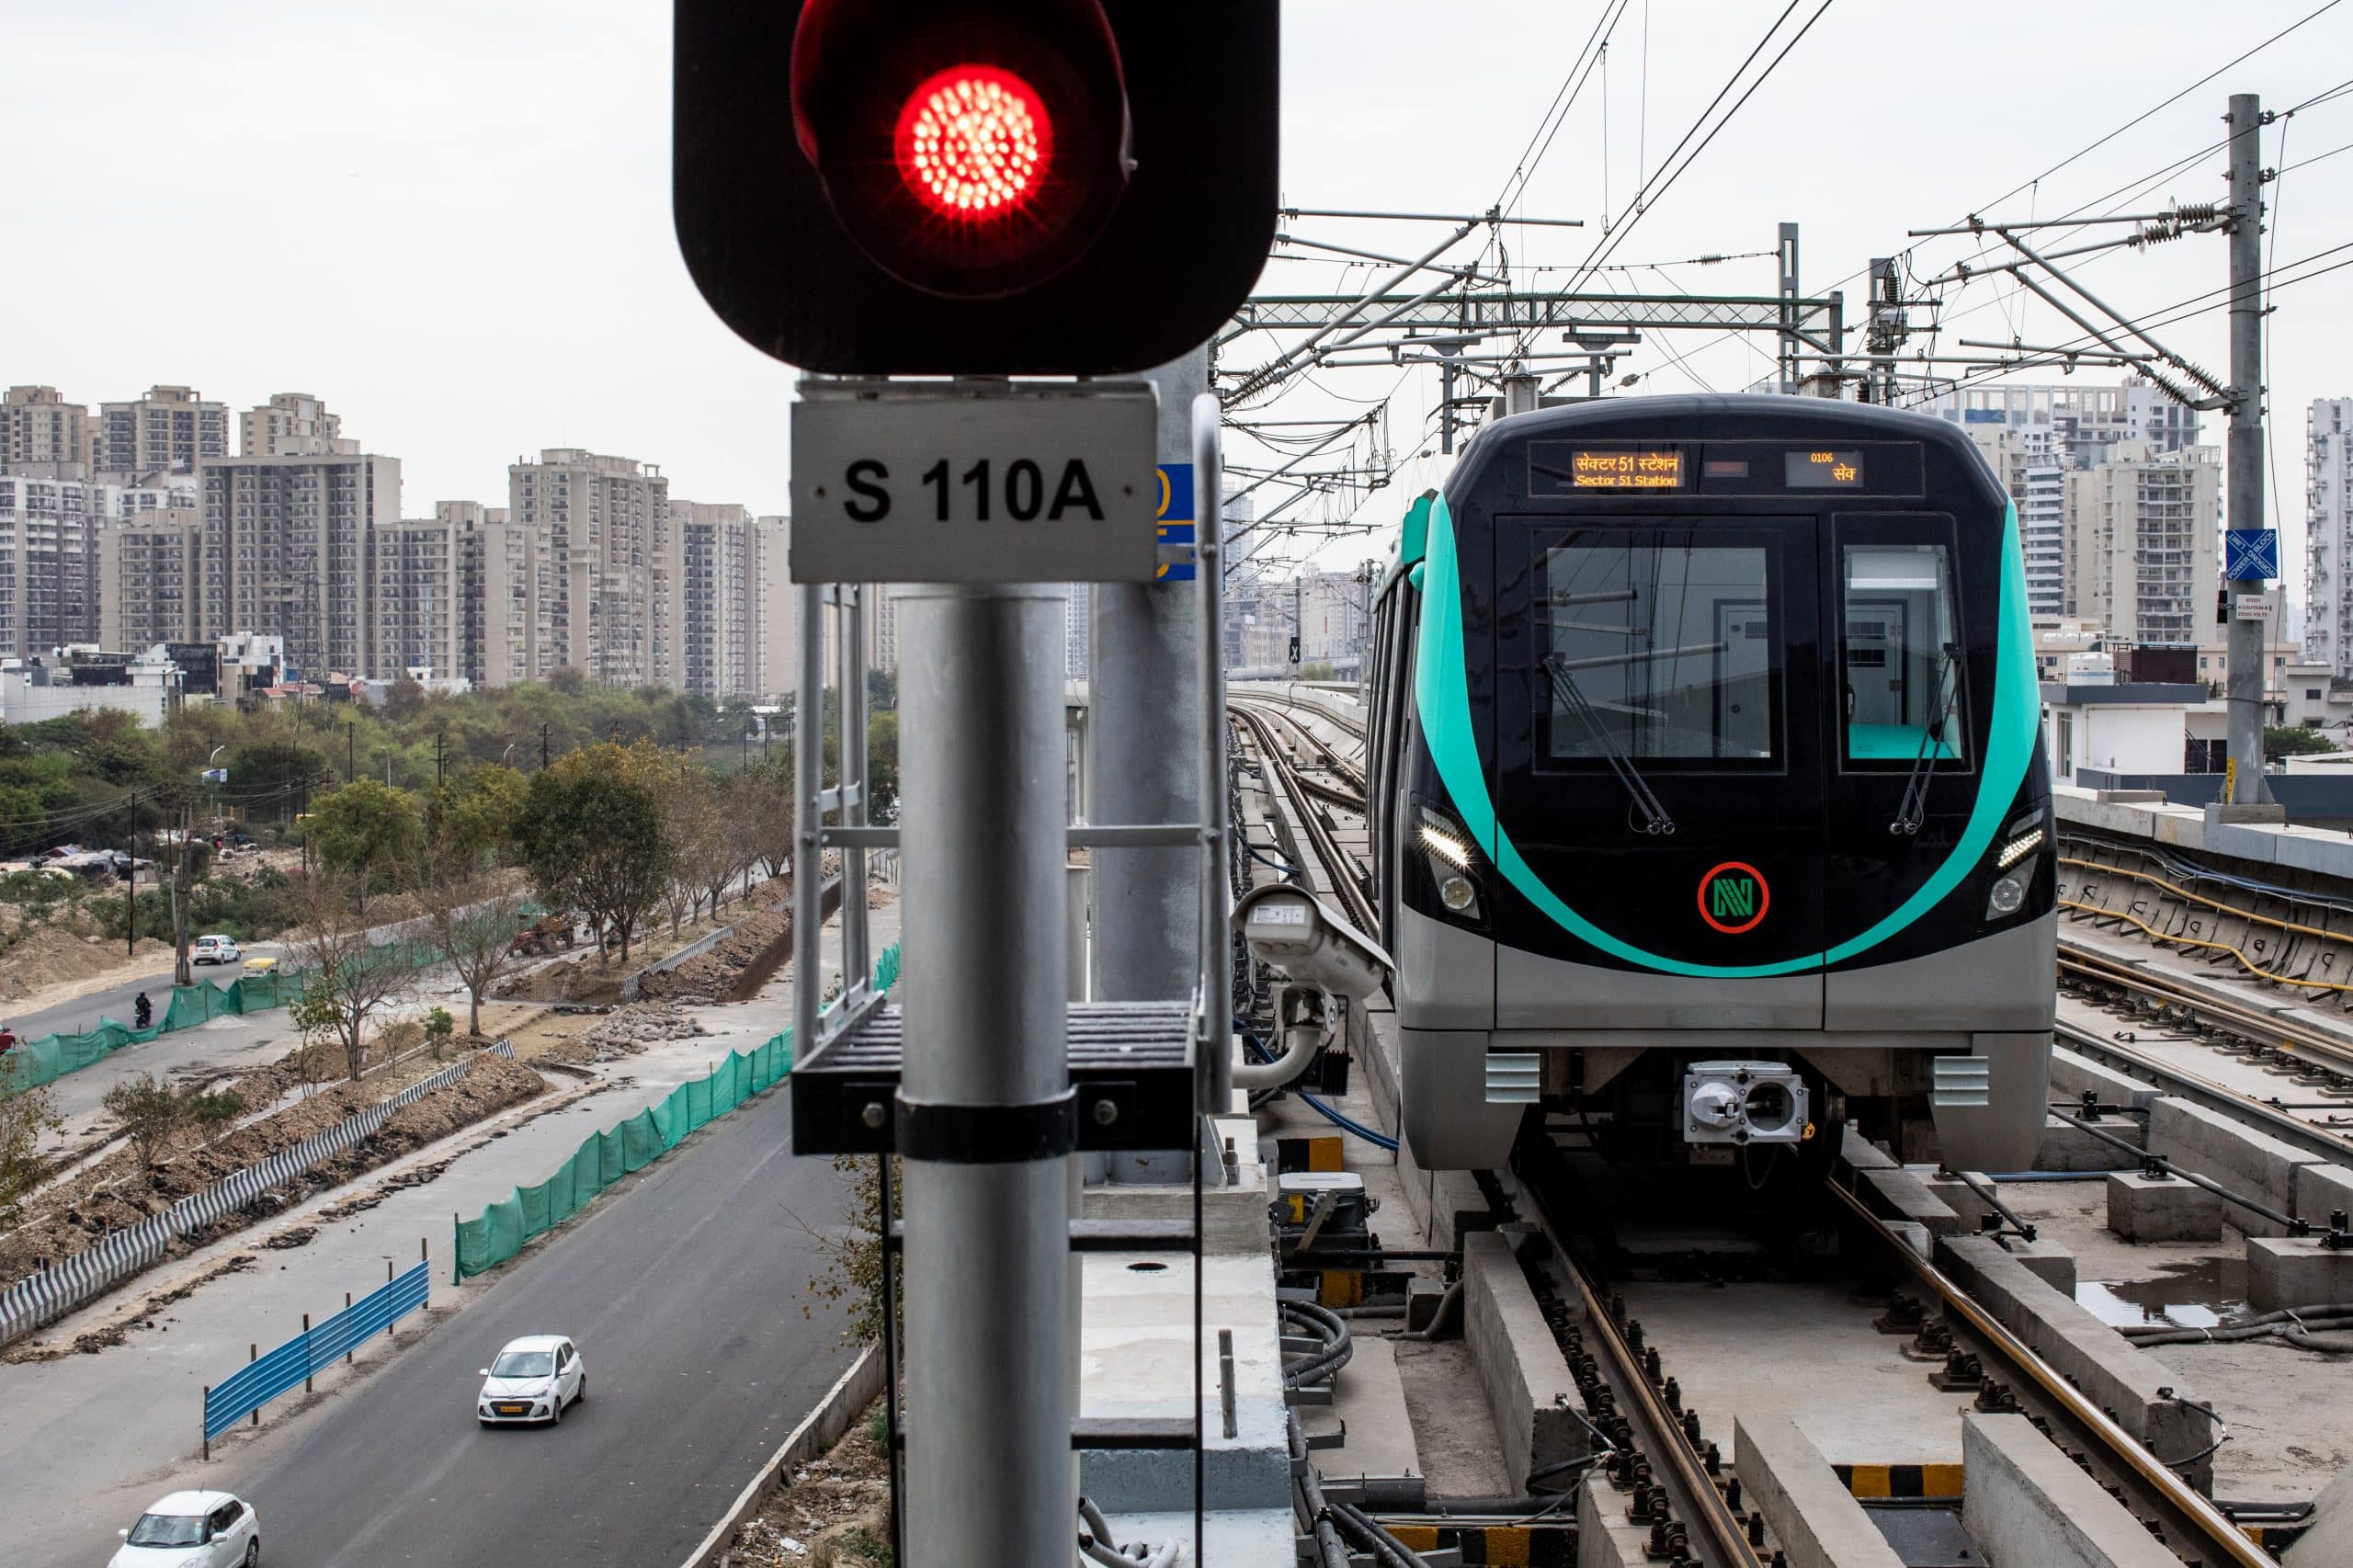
[895, 65, 1052, 221]
[788, 0, 1131, 299]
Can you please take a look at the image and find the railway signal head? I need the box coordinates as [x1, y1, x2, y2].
[673, 0, 1279, 375]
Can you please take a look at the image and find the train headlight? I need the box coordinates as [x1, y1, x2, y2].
[1415, 805, 1483, 922]
[1995, 827, 2044, 870]
[1986, 873, 2027, 918]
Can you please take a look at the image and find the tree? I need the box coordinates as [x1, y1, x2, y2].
[102, 1073, 184, 1168]
[2265, 725, 2339, 762]
[421, 854, 532, 1036]
[514, 743, 672, 964]
[662, 767, 736, 935]
[0, 1055, 63, 1227]
[422, 1006, 456, 1062]
[288, 870, 418, 1081]
[309, 778, 422, 915]
[426, 764, 527, 862]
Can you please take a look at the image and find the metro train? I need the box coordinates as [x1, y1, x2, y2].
[1362, 394, 2055, 1175]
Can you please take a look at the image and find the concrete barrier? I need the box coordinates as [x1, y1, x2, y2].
[678, 1343, 885, 1568]
[1733, 1415, 1906, 1568]
[2048, 1045, 2162, 1112]
[2146, 1096, 2321, 1236]
[1575, 1471, 1653, 1567]
[1855, 1165, 1964, 1236]
[1461, 1231, 1583, 1494]
[1960, 1412, 2182, 1568]
[1934, 1235, 2211, 1488]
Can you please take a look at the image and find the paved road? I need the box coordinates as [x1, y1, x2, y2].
[203, 1078, 858, 1568]
[7, 945, 284, 1044]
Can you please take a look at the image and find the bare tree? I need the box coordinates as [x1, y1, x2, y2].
[0, 1056, 63, 1226]
[420, 854, 532, 1037]
[662, 769, 737, 936]
[288, 869, 418, 1082]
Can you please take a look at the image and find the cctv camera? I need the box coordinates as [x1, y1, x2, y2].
[1232, 884, 1393, 1001]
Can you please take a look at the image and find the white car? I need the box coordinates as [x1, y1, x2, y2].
[191, 935, 241, 967]
[477, 1334, 585, 1425]
[111, 1491, 259, 1566]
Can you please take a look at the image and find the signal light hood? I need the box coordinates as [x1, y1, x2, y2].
[790, 0, 1132, 299]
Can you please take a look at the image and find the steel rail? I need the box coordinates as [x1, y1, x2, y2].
[1515, 1142, 1763, 1568]
[1230, 704, 1378, 935]
[1230, 697, 1368, 797]
[2054, 1017, 2353, 1167]
[1824, 1177, 2273, 1568]
[2059, 937, 2353, 1080]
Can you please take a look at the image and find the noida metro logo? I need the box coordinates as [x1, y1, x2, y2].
[1698, 862, 1769, 935]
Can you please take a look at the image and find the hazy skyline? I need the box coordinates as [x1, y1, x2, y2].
[9, 2, 2351, 592]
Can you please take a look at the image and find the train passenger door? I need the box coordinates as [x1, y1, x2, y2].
[1492, 517, 1827, 1028]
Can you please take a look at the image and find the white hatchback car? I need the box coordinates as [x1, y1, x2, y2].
[477, 1334, 585, 1425]
[112, 1490, 259, 1566]
[191, 935, 241, 967]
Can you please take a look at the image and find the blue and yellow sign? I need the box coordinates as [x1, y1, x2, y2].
[1156, 461, 1195, 583]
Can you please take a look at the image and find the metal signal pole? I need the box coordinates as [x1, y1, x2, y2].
[897, 585, 1074, 1568]
[2224, 93, 2271, 806]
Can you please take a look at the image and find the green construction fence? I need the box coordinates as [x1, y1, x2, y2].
[453, 942, 902, 1281]
[7, 931, 487, 1094]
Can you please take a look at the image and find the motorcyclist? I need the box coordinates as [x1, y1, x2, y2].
[0, 1023, 17, 1054]
[133, 991, 153, 1029]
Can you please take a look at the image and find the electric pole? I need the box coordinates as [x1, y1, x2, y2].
[540, 722, 551, 771]
[2224, 92, 2273, 807]
[1290, 574, 1303, 676]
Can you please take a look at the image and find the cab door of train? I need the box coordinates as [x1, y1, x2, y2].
[1492, 516, 1828, 1028]
[1819, 510, 1983, 1028]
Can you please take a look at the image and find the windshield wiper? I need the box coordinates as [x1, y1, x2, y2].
[1541, 653, 1676, 835]
[1891, 642, 1962, 836]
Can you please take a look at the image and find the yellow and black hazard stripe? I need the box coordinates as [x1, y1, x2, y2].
[1835, 1462, 1964, 1499]
[1276, 1134, 1347, 1174]
[1377, 1523, 1574, 1565]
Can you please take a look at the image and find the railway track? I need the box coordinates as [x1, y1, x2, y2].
[1233, 686, 2290, 1568]
[1229, 699, 1375, 934]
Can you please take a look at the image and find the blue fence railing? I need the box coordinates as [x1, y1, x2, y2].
[204, 1262, 430, 1444]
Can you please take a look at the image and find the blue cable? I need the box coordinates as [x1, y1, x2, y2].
[1238, 1022, 1401, 1153]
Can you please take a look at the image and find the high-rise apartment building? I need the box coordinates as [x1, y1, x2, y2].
[97, 509, 206, 650]
[675, 501, 758, 699]
[1962, 421, 2067, 621]
[506, 449, 674, 687]
[752, 516, 796, 699]
[374, 510, 471, 681]
[2063, 443, 2220, 647]
[2302, 399, 2353, 677]
[199, 443, 401, 677]
[0, 473, 103, 656]
[99, 385, 230, 476]
[1, 387, 95, 472]
[1919, 377, 2200, 467]
[240, 392, 342, 458]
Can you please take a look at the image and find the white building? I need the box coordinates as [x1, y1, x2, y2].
[199, 443, 402, 679]
[1, 651, 184, 728]
[507, 449, 675, 687]
[2040, 679, 2221, 786]
[2303, 398, 2353, 677]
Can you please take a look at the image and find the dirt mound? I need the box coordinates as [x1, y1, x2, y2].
[724, 1400, 892, 1566]
[636, 894, 795, 1006]
[0, 929, 176, 1004]
[578, 1003, 709, 1062]
[0, 1048, 546, 1293]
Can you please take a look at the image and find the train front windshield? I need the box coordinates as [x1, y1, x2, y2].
[1540, 533, 1781, 766]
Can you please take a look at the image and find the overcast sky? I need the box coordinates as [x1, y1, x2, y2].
[9, 2, 2351, 596]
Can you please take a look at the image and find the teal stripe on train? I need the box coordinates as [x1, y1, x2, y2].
[1410, 494, 2039, 978]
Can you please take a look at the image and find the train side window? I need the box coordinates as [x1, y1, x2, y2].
[1839, 540, 1967, 767]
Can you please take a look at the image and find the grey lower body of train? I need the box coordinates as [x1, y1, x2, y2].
[1394, 903, 2056, 1173]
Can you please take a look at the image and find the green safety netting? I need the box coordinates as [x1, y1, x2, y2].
[453, 942, 902, 1280]
[8, 928, 490, 1094]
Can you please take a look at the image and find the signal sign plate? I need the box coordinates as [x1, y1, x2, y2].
[2225, 528, 2279, 583]
[790, 380, 1157, 583]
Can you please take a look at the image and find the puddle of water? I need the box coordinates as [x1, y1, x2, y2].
[2075, 1256, 2248, 1327]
